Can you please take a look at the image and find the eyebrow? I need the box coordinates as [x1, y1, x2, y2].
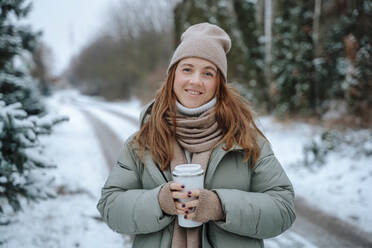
[180, 63, 217, 72]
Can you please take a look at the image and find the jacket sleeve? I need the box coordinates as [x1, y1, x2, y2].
[213, 140, 296, 239]
[96, 138, 174, 235]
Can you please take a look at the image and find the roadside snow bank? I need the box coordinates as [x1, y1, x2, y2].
[260, 116, 372, 234]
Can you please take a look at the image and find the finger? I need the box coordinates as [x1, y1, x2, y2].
[184, 199, 199, 209]
[175, 201, 196, 210]
[171, 191, 189, 199]
[169, 182, 185, 191]
[186, 211, 196, 220]
[186, 189, 200, 198]
[175, 201, 187, 210]
[176, 208, 194, 215]
[177, 209, 186, 215]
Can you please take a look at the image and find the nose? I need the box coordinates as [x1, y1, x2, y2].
[189, 72, 202, 85]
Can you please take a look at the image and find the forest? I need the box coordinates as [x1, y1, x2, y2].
[66, 0, 371, 127]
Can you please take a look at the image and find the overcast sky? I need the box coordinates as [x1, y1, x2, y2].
[24, 0, 120, 75]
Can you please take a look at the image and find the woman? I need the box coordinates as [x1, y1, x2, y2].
[97, 23, 295, 248]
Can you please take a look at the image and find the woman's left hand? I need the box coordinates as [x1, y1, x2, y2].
[172, 188, 201, 219]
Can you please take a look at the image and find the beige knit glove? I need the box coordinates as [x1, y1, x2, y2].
[193, 189, 225, 223]
[158, 182, 178, 216]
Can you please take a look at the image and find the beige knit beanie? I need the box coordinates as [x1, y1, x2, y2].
[167, 22, 231, 81]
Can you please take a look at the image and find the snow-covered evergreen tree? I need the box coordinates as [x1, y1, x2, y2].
[325, 0, 372, 123]
[233, 0, 267, 108]
[0, 100, 68, 214]
[0, 0, 44, 115]
[0, 0, 68, 216]
[272, 0, 316, 115]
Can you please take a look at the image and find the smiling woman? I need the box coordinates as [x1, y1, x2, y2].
[97, 22, 296, 248]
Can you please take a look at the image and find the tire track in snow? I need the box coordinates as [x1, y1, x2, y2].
[78, 108, 123, 169]
[68, 96, 139, 127]
[77, 105, 137, 244]
[98, 107, 138, 127]
[292, 196, 372, 248]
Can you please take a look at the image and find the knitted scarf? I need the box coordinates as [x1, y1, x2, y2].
[166, 105, 222, 248]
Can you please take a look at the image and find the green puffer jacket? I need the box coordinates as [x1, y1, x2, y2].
[97, 103, 296, 248]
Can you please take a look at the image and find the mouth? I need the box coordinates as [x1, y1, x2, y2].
[185, 89, 202, 95]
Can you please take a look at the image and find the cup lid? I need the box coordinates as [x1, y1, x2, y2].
[173, 164, 203, 177]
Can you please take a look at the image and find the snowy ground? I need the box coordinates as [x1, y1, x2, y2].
[1, 90, 371, 247]
[258, 117, 372, 234]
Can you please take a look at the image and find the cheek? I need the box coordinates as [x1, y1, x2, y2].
[173, 79, 182, 91]
[173, 73, 185, 88]
[206, 80, 218, 96]
[173, 79, 184, 98]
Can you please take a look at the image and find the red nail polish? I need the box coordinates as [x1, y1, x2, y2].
[187, 191, 192, 194]
[181, 185, 185, 188]
[188, 194, 191, 198]
[185, 210, 189, 214]
[184, 215, 187, 219]
[182, 204, 186, 208]
[189, 207, 193, 210]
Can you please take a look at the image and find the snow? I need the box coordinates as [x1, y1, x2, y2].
[83, 107, 138, 140]
[101, 99, 142, 121]
[266, 231, 317, 248]
[0, 102, 27, 119]
[1, 89, 371, 247]
[289, 153, 372, 230]
[260, 116, 372, 234]
[51, 89, 141, 121]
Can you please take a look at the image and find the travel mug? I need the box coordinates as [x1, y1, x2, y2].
[172, 164, 204, 228]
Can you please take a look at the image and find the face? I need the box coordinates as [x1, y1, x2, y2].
[173, 57, 219, 108]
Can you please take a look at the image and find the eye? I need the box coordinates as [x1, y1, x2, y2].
[205, 71, 214, 77]
[182, 68, 191, 72]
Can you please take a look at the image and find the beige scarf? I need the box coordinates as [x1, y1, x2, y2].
[166, 107, 222, 248]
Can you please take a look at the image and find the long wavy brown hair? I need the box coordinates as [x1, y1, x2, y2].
[133, 62, 266, 170]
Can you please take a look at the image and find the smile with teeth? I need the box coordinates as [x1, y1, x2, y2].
[185, 89, 202, 95]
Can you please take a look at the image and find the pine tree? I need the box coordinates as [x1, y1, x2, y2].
[0, 0, 68, 216]
[0, 0, 43, 115]
[325, 0, 372, 124]
[272, 0, 316, 115]
[0, 101, 67, 214]
[232, 0, 267, 108]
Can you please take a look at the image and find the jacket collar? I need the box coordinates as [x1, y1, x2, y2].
[139, 99, 155, 128]
[144, 151, 170, 183]
[205, 142, 243, 187]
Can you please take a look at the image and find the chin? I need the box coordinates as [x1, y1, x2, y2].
[185, 104, 198, 108]
[184, 102, 201, 108]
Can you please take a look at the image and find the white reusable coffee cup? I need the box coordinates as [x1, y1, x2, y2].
[172, 164, 204, 228]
